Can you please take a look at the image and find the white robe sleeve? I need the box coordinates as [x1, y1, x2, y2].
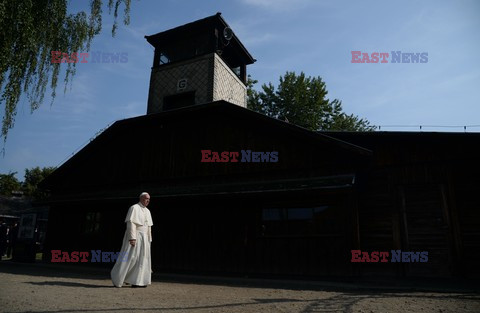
[148, 226, 152, 243]
[126, 221, 137, 240]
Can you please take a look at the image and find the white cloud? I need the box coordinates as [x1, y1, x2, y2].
[240, 32, 278, 48]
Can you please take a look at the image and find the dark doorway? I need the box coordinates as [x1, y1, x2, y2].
[400, 184, 452, 276]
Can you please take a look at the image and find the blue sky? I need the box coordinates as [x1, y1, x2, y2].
[2, 0, 480, 180]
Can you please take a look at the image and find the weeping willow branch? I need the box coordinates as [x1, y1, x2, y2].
[0, 0, 132, 144]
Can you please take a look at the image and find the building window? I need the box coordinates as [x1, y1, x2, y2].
[163, 91, 196, 111]
[261, 205, 339, 237]
[84, 212, 101, 234]
[232, 66, 241, 77]
[262, 206, 328, 221]
[156, 34, 211, 67]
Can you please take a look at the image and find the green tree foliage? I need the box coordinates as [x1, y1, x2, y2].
[0, 172, 21, 196]
[247, 72, 375, 131]
[0, 0, 132, 143]
[23, 166, 56, 200]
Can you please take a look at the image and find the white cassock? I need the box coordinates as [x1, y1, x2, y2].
[111, 202, 153, 287]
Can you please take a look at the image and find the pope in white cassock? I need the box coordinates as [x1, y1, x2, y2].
[111, 192, 153, 288]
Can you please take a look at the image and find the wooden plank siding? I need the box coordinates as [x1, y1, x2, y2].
[327, 131, 480, 278]
[40, 104, 480, 279]
[150, 189, 357, 277]
[450, 161, 480, 277]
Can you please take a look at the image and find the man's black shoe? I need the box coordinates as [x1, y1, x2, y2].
[132, 285, 147, 288]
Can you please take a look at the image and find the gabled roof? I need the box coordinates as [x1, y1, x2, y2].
[41, 101, 372, 200]
[113, 101, 372, 155]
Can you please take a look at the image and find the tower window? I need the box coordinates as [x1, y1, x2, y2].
[163, 91, 196, 111]
[232, 66, 241, 77]
[156, 34, 211, 67]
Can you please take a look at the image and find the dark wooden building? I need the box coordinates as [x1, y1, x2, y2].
[42, 101, 371, 277]
[41, 102, 480, 279]
[41, 13, 480, 279]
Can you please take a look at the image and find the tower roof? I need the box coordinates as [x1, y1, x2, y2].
[145, 12, 256, 66]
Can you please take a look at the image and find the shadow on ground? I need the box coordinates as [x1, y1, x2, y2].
[1, 260, 479, 295]
[4, 293, 480, 313]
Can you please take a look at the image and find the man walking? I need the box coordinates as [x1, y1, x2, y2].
[111, 192, 153, 288]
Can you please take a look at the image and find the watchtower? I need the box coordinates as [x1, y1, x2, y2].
[145, 13, 256, 113]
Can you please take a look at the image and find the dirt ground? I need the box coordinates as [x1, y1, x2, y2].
[0, 262, 479, 313]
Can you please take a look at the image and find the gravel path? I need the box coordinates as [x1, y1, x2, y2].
[0, 262, 479, 313]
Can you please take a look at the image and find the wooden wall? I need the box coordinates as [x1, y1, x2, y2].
[329, 132, 480, 278]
